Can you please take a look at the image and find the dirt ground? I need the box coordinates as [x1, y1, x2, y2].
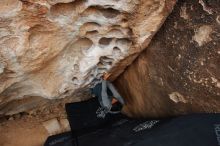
[0, 118, 48, 146]
[0, 92, 91, 146]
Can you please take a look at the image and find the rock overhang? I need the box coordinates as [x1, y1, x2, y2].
[0, 0, 176, 115]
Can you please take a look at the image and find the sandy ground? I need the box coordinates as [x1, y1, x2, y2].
[0, 92, 91, 146]
[0, 119, 48, 146]
[0, 103, 70, 146]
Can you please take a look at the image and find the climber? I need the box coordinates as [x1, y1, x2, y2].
[91, 73, 125, 118]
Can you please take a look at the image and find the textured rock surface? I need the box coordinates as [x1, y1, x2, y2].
[0, 0, 175, 115]
[116, 0, 220, 117]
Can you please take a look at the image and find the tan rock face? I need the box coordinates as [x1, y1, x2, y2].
[0, 0, 175, 115]
[115, 0, 220, 118]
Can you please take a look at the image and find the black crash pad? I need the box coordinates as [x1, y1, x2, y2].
[44, 132, 73, 146]
[45, 98, 220, 146]
[76, 113, 220, 146]
[65, 98, 125, 136]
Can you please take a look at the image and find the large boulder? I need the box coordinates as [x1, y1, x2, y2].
[116, 0, 220, 117]
[0, 0, 175, 115]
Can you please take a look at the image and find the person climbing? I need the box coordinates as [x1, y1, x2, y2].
[91, 73, 125, 118]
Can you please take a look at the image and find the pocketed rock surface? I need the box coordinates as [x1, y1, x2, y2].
[0, 0, 175, 115]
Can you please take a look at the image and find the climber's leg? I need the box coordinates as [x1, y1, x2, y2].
[106, 81, 125, 105]
[101, 80, 112, 110]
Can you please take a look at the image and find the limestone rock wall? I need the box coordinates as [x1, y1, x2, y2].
[116, 0, 220, 118]
[0, 0, 175, 115]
